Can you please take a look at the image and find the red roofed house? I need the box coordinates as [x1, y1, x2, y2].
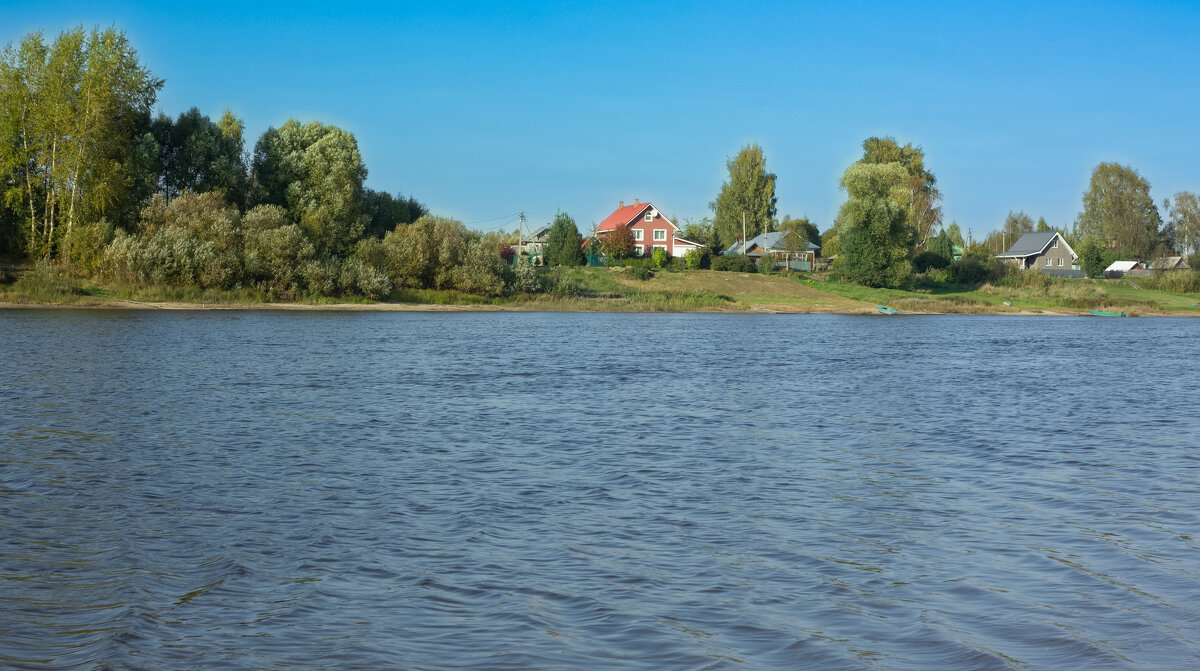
[595, 199, 702, 258]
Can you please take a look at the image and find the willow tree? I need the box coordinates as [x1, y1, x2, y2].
[0, 27, 161, 257]
[858, 137, 941, 250]
[835, 161, 913, 288]
[709, 143, 777, 252]
[250, 119, 368, 256]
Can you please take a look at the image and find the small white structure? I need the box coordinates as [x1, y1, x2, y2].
[1104, 260, 1146, 277]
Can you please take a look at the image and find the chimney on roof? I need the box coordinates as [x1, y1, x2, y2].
[635, 198, 639, 205]
[619, 201, 623, 209]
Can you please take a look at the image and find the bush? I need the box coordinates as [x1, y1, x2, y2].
[912, 250, 951, 273]
[948, 256, 1010, 286]
[64, 219, 114, 276]
[629, 265, 653, 280]
[453, 240, 505, 297]
[712, 255, 756, 273]
[510, 254, 542, 293]
[666, 256, 686, 272]
[684, 248, 710, 270]
[756, 254, 775, 273]
[339, 257, 393, 299]
[650, 247, 670, 269]
[1144, 270, 1200, 293]
[545, 267, 582, 297]
[105, 226, 239, 289]
[243, 224, 315, 292]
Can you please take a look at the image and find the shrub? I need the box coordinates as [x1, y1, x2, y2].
[629, 265, 653, 280]
[511, 255, 542, 293]
[300, 260, 339, 296]
[13, 259, 78, 300]
[756, 254, 775, 273]
[243, 224, 315, 292]
[1145, 270, 1200, 293]
[913, 250, 951, 273]
[545, 267, 582, 297]
[948, 256, 1010, 286]
[650, 247, 670, 269]
[684, 248, 710, 270]
[64, 219, 114, 276]
[666, 256, 686, 272]
[105, 226, 239, 289]
[712, 255, 756, 273]
[453, 240, 506, 297]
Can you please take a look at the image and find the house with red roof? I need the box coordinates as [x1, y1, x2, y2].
[594, 199, 702, 258]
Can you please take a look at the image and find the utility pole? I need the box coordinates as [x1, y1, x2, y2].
[742, 212, 747, 251]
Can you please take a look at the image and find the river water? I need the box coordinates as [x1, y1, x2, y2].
[1, 311, 1198, 670]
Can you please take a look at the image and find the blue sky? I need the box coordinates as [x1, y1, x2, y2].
[5, 1, 1199, 238]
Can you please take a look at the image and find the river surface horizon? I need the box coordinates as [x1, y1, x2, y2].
[2, 311, 1198, 670]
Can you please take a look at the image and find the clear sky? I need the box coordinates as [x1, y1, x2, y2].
[5, 1, 1198, 238]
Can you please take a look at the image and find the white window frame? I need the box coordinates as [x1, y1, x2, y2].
[1058, 257, 1063, 266]
[634, 244, 644, 256]
[652, 244, 667, 253]
[633, 229, 643, 241]
[1045, 257, 1052, 267]
[644, 211, 653, 221]
[653, 229, 666, 241]
[1052, 238, 1059, 249]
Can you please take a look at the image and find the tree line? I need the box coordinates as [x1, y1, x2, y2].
[701, 138, 1199, 288]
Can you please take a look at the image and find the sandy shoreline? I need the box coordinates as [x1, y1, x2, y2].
[0, 299, 1115, 316]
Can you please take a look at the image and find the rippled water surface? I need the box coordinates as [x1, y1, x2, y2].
[2, 311, 1199, 670]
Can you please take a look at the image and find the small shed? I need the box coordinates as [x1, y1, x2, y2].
[1104, 260, 1146, 278]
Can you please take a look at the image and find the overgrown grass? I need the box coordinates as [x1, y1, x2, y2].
[7, 260, 81, 303]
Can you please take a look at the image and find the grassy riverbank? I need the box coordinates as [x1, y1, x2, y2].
[4, 262, 1200, 315]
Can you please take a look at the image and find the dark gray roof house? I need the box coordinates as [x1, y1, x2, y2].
[996, 231, 1079, 274]
[723, 231, 820, 256]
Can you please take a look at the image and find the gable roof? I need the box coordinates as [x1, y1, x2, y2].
[1106, 260, 1144, 272]
[724, 231, 820, 255]
[1150, 256, 1188, 270]
[996, 231, 1076, 259]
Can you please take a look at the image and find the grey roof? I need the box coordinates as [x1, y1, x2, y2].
[724, 231, 820, 255]
[1150, 256, 1188, 270]
[996, 231, 1061, 258]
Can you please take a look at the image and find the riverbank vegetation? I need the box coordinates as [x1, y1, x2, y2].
[4, 26, 1200, 312]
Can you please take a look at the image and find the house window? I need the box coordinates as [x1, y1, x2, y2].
[1045, 257, 1051, 267]
[652, 244, 667, 253]
[634, 244, 644, 256]
[1057, 258, 1063, 266]
[645, 211, 653, 221]
[633, 229, 643, 241]
[653, 229, 666, 241]
[1052, 238, 1059, 248]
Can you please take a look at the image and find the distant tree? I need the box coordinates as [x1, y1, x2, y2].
[362, 189, 426, 238]
[710, 144, 777, 252]
[834, 161, 912, 288]
[945, 222, 964, 247]
[858, 137, 941, 250]
[0, 26, 162, 258]
[600, 226, 635, 260]
[680, 217, 718, 253]
[152, 107, 248, 207]
[820, 227, 839, 259]
[545, 212, 584, 266]
[1074, 162, 1162, 260]
[250, 119, 368, 256]
[1167, 191, 1200, 258]
[1036, 216, 1051, 232]
[1077, 237, 1108, 278]
[1002, 211, 1034, 247]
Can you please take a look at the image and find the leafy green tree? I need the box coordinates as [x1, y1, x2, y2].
[545, 212, 584, 266]
[362, 189, 427, 238]
[600, 226, 635, 260]
[650, 247, 669, 269]
[0, 27, 161, 258]
[1074, 162, 1162, 260]
[679, 217, 717, 253]
[250, 119, 368, 256]
[382, 217, 436, 288]
[1077, 237, 1109, 278]
[858, 137, 941, 250]
[1036, 216, 1051, 232]
[710, 144, 777, 252]
[946, 222, 964, 247]
[835, 161, 913, 288]
[1167, 191, 1200, 258]
[151, 108, 249, 207]
[453, 240, 506, 296]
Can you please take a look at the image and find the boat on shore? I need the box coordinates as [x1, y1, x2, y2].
[876, 305, 898, 314]
[1089, 310, 1126, 317]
